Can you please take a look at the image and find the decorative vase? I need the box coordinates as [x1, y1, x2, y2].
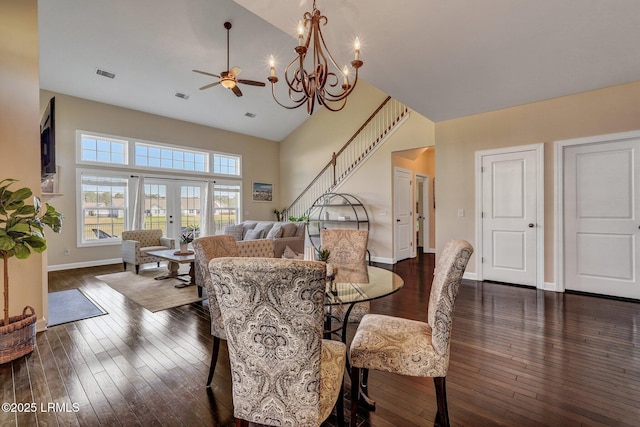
[180, 243, 188, 253]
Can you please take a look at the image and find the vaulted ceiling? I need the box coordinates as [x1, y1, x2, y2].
[38, 0, 640, 141]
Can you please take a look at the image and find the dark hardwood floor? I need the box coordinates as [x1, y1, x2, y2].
[2, 252, 639, 426]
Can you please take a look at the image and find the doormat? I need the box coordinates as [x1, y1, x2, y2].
[48, 289, 107, 327]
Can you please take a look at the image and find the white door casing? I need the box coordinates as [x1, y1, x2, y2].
[476, 144, 544, 288]
[558, 132, 640, 299]
[394, 167, 413, 262]
[416, 174, 430, 253]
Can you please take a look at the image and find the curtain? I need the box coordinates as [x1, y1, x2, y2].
[201, 180, 216, 236]
[131, 176, 145, 230]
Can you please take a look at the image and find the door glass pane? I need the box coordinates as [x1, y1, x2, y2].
[180, 185, 202, 238]
[144, 183, 167, 234]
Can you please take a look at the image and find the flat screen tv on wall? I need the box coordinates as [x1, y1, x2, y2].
[40, 97, 56, 180]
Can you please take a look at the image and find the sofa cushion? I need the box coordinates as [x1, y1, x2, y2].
[266, 224, 284, 239]
[253, 222, 274, 237]
[241, 221, 258, 239]
[280, 222, 298, 238]
[224, 224, 244, 241]
[245, 228, 264, 240]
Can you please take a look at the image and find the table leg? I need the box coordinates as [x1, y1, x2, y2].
[154, 261, 180, 280]
[175, 261, 196, 289]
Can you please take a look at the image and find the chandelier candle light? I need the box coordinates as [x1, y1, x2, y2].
[268, 0, 363, 114]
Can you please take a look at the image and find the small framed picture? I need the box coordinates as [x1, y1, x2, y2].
[252, 181, 273, 202]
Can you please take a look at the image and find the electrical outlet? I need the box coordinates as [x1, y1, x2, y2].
[64, 249, 70, 256]
[458, 209, 465, 217]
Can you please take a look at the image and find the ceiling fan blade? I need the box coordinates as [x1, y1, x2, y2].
[230, 66, 242, 78]
[231, 85, 243, 97]
[238, 79, 266, 87]
[199, 82, 221, 90]
[193, 69, 220, 78]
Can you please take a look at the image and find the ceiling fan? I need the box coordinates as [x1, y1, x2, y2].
[193, 22, 266, 97]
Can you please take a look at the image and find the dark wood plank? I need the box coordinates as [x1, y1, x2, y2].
[0, 253, 637, 426]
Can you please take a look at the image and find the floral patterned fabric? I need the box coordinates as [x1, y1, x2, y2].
[321, 229, 370, 322]
[192, 235, 239, 340]
[121, 229, 174, 272]
[209, 258, 346, 426]
[321, 229, 369, 283]
[349, 240, 473, 377]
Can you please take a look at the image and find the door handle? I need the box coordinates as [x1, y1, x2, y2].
[528, 223, 534, 228]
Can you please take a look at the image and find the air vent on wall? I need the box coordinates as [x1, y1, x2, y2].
[175, 92, 190, 100]
[244, 112, 256, 118]
[96, 68, 116, 79]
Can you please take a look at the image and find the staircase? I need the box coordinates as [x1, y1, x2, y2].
[285, 96, 409, 219]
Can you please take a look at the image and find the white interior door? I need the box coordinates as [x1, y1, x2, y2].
[563, 138, 640, 299]
[481, 149, 538, 286]
[394, 167, 413, 262]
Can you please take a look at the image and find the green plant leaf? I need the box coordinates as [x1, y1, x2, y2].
[0, 235, 15, 251]
[15, 204, 36, 216]
[6, 187, 31, 205]
[7, 223, 30, 234]
[13, 243, 31, 259]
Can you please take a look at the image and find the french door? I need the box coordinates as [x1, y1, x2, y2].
[143, 180, 205, 242]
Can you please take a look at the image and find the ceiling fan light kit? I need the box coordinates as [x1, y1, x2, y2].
[192, 21, 266, 98]
[268, 0, 363, 114]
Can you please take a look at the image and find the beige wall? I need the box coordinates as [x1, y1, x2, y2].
[435, 80, 640, 282]
[279, 80, 436, 262]
[41, 91, 280, 268]
[0, 0, 46, 329]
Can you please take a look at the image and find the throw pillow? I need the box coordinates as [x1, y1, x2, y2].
[281, 222, 298, 238]
[244, 228, 264, 240]
[282, 245, 301, 259]
[242, 221, 258, 239]
[266, 224, 283, 239]
[253, 222, 274, 237]
[224, 224, 244, 241]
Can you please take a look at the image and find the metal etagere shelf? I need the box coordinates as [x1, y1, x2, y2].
[306, 192, 370, 251]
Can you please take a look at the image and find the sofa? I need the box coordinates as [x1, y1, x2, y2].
[224, 221, 306, 258]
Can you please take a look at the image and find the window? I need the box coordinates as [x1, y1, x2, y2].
[213, 153, 241, 176]
[80, 134, 127, 165]
[79, 173, 128, 244]
[135, 143, 208, 173]
[77, 131, 241, 178]
[213, 183, 241, 233]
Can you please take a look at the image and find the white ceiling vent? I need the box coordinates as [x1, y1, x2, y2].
[175, 92, 190, 100]
[244, 112, 256, 118]
[95, 68, 116, 79]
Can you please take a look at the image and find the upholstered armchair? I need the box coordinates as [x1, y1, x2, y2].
[121, 229, 174, 274]
[349, 240, 473, 427]
[192, 235, 240, 388]
[209, 257, 346, 427]
[321, 229, 370, 322]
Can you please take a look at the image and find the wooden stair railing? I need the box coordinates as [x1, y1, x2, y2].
[285, 96, 409, 219]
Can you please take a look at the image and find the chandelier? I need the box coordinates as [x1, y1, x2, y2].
[267, 0, 363, 114]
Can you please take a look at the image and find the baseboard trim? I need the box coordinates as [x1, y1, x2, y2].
[37, 318, 48, 332]
[48, 258, 122, 272]
[369, 256, 394, 265]
[463, 272, 478, 281]
[544, 281, 558, 292]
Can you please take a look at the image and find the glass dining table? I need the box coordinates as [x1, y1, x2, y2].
[324, 265, 404, 343]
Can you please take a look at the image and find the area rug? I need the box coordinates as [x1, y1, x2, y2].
[48, 289, 107, 326]
[95, 266, 203, 312]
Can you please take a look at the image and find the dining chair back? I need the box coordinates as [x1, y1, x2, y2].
[192, 234, 239, 387]
[209, 257, 346, 427]
[349, 239, 473, 427]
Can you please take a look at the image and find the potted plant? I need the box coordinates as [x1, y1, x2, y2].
[0, 178, 63, 364]
[179, 226, 196, 253]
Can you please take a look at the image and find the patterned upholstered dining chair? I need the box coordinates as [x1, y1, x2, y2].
[349, 239, 473, 427]
[209, 257, 346, 427]
[321, 229, 370, 322]
[191, 235, 239, 387]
